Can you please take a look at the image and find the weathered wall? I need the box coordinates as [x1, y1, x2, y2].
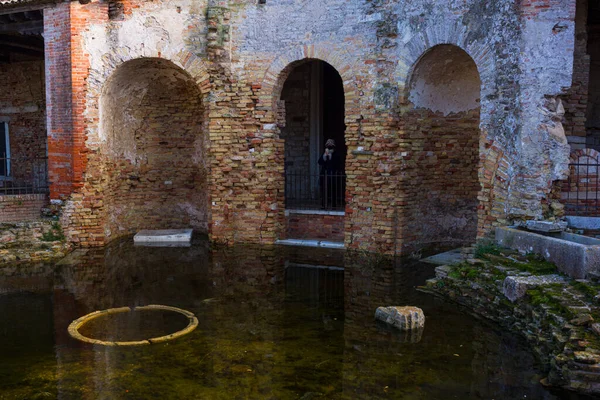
[562, 0, 589, 150]
[0, 194, 47, 223]
[281, 63, 311, 174]
[0, 61, 46, 186]
[42, 0, 578, 254]
[400, 108, 481, 249]
[98, 58, 207, 239]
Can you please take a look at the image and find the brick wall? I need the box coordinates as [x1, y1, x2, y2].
[281, 63, 311, 173]
[0, 61, 46, 187]
[44, 3, 73, 199]
[0, 194, 47, 223]
[563, 0, 589, 149]
[398, 108, 481, 250]
[285, 211, 344, 242]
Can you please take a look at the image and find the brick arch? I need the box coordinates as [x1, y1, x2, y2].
[260, 45, 359, 114]
[570, 148, 600, 163]
[88, 47, 212, 97]
[395, 24, 495, 131]
[85, 47, 212, 150]
[395, 27, 495, 100]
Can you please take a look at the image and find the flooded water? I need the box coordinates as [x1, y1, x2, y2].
[0, 238, 591, 399]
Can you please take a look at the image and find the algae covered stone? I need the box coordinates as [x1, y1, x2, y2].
[375, 306, 425, 331]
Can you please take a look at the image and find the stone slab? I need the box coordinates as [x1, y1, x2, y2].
[567, 216, 600, 231]
[496, 226, 600, 279]
[133, 229, 193, 245]
[525, 220, 567, 233]
[421, 248, 464, 265]
[275, 239, 345, 249]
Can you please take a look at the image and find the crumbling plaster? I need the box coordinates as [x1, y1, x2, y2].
[58, 0, 579, 250]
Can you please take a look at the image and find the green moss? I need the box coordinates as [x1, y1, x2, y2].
[571, 281, 600, 300]
[448, 263, 480, 280]
[481, 253, 557, 276]
[526, 288, 573, 319]
[474, 241, 501, 259]
[41, 223, 64, 242]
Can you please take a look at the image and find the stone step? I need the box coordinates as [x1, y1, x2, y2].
[133, 229, 193, 247]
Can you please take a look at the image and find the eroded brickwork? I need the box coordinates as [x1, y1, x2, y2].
[35, 0, 578, 254]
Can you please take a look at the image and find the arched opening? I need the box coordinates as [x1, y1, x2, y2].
[99, 58, 207, 240]
[404, 44, 482, 250]
[277, 59, 346, 242]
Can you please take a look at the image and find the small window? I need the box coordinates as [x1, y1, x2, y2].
[0, 122, 10, 177]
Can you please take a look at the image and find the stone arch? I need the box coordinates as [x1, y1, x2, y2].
[260, 45, 359, 118]
[405, 44, 481, 115]
[399, 43, 484, 249]
[84, 46, 212, 152]
[98, 57, 209, 240]
[395, 23, 495, 129]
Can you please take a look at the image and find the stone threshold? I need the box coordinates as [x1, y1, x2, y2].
[276, 239, 345, 249]
[285, 209, 345, 216]
[286, 262, 344, 271]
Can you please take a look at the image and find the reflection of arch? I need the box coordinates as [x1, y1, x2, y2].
[99, 57, 208, 239]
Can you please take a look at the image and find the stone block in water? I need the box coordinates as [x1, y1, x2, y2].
[375, 306, 425, 331]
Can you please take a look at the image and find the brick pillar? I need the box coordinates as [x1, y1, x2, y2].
[44, 1, 108, 201]
[44, 2, 73, 200]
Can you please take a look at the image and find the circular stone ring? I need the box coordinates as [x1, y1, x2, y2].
[68, 304, 198, 346]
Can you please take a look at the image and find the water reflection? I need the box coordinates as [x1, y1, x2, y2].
[0, 238, 592, 399]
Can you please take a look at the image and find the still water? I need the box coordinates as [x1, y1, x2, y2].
[0, 238, 591, 399]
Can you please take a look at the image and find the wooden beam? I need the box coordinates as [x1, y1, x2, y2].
[0, 19, 42, 34]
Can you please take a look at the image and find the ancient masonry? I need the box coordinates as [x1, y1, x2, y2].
[0, 0, 591, 254]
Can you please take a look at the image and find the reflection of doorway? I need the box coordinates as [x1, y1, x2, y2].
[280, 59, 346, 211]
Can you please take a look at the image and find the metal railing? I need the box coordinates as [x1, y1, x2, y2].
[285, 171, 346, 211]
[0, 154, 49, 195]
[562, 161, 600, 216]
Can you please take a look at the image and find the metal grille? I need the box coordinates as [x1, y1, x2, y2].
[0, 154, 48, 195]
[285, 171, 346, 211]
[562, 161, 600, 216]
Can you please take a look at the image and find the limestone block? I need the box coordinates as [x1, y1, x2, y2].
[375, 306, 425, 331]
[525, 220, 568, 233]
[503, 275, 566, 302]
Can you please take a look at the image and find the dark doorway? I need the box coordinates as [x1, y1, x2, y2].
[280, 59, 346, 211]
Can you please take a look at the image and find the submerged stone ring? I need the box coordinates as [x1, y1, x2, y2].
[68, 304, 198, 346]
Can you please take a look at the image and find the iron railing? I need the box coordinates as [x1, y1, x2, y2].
[562, 161, 600, 216]
[285, 171, 346, 211]
[0, 154, 49, 195]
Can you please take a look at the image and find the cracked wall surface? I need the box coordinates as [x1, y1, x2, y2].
[39, 0, 577, 253]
